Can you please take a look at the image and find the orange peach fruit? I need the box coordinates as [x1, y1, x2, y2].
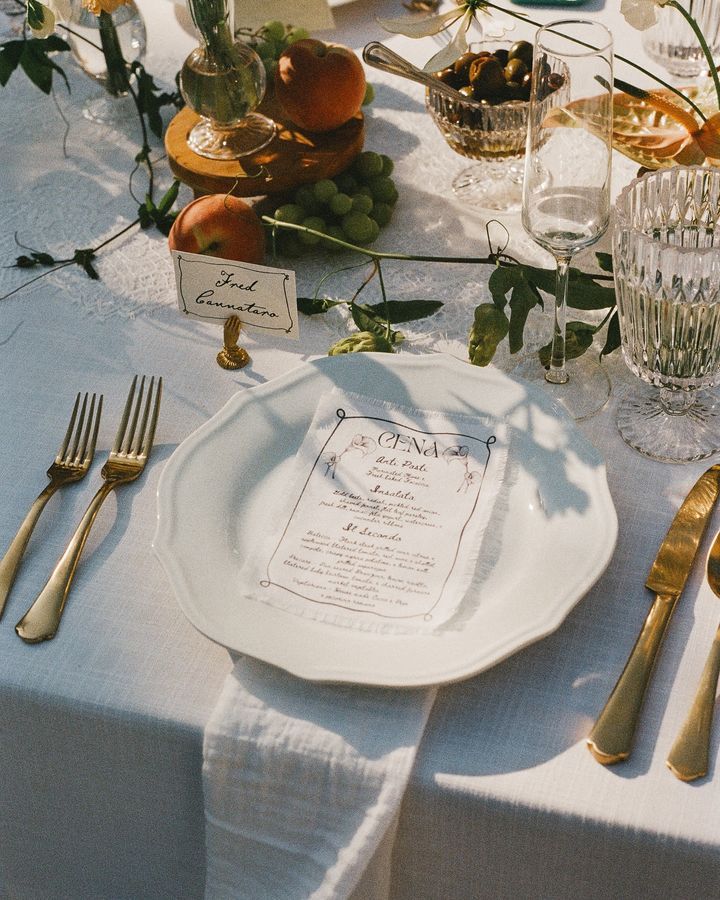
[168, 194, 265, 264]
[274, 38, 366, 133]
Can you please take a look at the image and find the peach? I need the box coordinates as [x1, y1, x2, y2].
[274, 39, 366, 133]
[168, 194, 265, 264]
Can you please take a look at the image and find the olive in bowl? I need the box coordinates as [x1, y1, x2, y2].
[426, 41, 567, 210]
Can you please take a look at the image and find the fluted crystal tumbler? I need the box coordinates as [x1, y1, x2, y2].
[642, 0, 720, 78]
[613, 167, 720, 462]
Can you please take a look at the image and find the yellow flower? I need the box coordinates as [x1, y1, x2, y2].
[83, 0, 130, 13]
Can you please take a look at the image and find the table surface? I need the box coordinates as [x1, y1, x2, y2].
[1, 1, 720, 898]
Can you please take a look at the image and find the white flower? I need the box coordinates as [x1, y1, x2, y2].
[26, 0, 71, 37]
[379, 1, 491, 72]
[620, 0, 671, 31]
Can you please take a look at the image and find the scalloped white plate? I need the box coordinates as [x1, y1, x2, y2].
[154, 354, 617, 686]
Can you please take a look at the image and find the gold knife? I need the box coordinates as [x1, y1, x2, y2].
[587, 463, 720, 765]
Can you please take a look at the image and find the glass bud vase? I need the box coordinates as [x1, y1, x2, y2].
[179, 0, 275, 160]
[67, 0, 146, 125]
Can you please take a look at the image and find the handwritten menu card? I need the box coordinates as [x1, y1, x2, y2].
[241, 390, 508, 633]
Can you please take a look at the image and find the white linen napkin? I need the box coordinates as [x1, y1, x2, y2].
[203, 656, 436, 899]
[202, 389, 509, 898]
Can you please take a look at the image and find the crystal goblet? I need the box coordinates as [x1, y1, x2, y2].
[613, 166, 720, 462]
[518, 20, 614, 420]
[642, 0, 720, 78]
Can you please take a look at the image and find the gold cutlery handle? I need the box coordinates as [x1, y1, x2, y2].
[666, 625, 720, 781]
[15, 482, 115, 643]
[587, 593, 678, 764]
[0, 485, 56, 620]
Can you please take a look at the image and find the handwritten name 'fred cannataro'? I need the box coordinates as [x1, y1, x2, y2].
[193, 269, 279, 317]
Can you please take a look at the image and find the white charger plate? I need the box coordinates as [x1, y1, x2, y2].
[153, 354, 617, 686]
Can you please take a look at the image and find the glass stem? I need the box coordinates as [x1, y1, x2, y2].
[546, 255, 572, 385]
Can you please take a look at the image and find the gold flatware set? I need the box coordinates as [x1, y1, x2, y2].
[588, 463, 720, 780]
[3, 379, 719, 776]
[0, 375, 162, 643]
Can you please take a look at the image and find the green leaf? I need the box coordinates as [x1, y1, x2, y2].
[136, 186, 179, 236]
[0, 41, 24, 87]
[131, 62, 181, 139]
[73, 248, 99, 280]
[297, 296, 342, 315]
[357, 298, 442, 323]
[31, 251, 56, 266]
[508, 277, 541, 355]
[14, 248, 56, 268]
[521, 264, 616, 311]
[15, 255, 36, 269]
[600, 311, 621, 358]
[44, 35, 71, 53]
[350, 302, 400, 343]
[19, 40, 69, 94]
[468, 304, 510, 366]
[596, 252, 614, 273]
[538, 321, 595, 367]
[156, 180, 180, 216]
[488, 265, 517, 310]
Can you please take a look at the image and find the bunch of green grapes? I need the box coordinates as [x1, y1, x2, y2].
[239, 21, 310, 80]
[270, 151, 398, 257]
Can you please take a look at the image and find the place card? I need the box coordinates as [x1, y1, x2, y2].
[171, 250, 299, 340]
[241, 390, 508, 633]
[234, 0, 334, 32]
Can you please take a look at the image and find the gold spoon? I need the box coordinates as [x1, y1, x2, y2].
[666, 530, 720, 781]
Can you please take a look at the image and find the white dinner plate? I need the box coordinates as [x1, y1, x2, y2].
[154, 354, 617, 687]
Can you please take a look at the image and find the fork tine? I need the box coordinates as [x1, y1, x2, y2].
[85, 394, 103, 464]
[122, 376, 145, 456]
[145, 377, 163, 456]
[112, 375, 138, 455]
[75, 393, 101, 465]
[67, 393, 88, 463]
[132, 376, 160, 457]
[56, 393, 81, 463]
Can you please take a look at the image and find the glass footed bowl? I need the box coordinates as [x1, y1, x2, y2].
[425, 42, 530, 211]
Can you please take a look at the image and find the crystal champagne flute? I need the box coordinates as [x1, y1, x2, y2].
[519, 20, 613, 419]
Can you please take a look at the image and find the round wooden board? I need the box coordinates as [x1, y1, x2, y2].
[166, 97, 365, 197]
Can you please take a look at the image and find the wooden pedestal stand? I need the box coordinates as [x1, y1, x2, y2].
[165, 97, 365, 198]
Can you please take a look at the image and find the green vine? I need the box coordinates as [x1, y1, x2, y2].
[0, 2, 182, 299]
[264, 216, 618, 364]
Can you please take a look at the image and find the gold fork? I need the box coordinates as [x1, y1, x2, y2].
[0, 392, 102, 621]
[15, 375, 162, 643]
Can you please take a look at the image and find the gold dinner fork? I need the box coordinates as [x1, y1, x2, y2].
[15, 375, 162, 643]
[0, 392, 102, 621]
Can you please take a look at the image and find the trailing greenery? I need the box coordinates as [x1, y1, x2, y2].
[265, 216, 617, 363]
[1, 7, 619, 368]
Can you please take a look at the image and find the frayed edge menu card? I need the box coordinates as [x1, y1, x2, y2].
[239, 389, 508, 634]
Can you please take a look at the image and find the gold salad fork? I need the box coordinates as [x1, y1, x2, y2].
[0, 392, 102, 621]
[15, 375, 162, 643]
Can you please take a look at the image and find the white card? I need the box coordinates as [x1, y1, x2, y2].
[234, 0, 335, 32]
[171, 250, 299, 340]
[240, 390, 508, 633]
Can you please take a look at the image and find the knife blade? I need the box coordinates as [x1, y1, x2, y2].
[587, 463, 720, 765]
